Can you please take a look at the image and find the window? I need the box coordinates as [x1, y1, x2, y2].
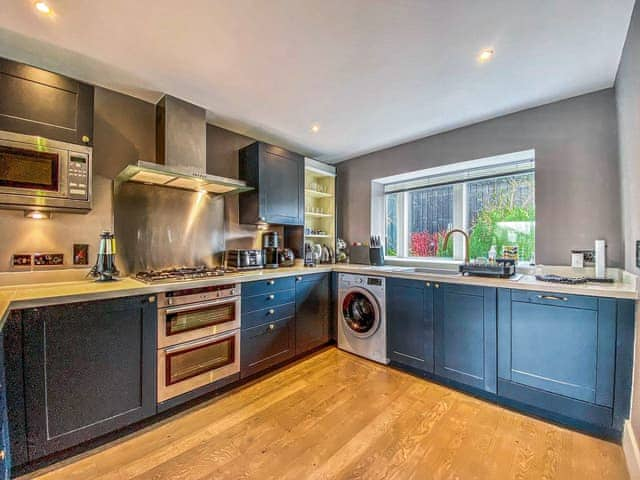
[382, 151, 535, 262]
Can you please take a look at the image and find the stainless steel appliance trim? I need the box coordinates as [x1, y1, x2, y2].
[0, 130, 93, 212]
[164, 329, 237, 353]
[157, 283, 240, 308]
[157, 295, 241, 348]
[157, 328, 241, 403]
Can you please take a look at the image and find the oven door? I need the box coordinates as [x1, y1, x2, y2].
[158, 296, 241, 348]
[157, 329, 240, 403]
[0, 141, 68, 198]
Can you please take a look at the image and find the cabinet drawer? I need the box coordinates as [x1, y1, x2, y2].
[241, 317, 295, 378]
[242, 289, 295, 313]
[511, 289, 598, 310]
[242, 303, 295, 330]
[242, 276, 296, 297]
[295, 272, 329, 284]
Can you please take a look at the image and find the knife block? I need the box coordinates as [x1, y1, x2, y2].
[369, 247, 384, 266]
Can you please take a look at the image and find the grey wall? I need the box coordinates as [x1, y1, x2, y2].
[616, 0, 640, 276]
[336, 89, 622, 267]
[0, 86, 155, 271]
[615, 0, 640, 446]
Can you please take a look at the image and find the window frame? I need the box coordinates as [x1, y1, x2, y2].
[378, 150, 535, 265]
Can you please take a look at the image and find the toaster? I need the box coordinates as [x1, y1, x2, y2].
[225, 249, 264, 270]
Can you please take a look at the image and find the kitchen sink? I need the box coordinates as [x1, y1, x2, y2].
[400, 267, 462, 276]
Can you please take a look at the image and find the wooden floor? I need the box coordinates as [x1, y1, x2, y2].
[22, 348, 628, 480]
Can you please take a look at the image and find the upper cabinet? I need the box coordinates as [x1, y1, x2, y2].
[0, 58, 94, 146]
[239, 142, 304, 225]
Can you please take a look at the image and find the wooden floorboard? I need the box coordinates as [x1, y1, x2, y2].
[20, 348, 629, 480]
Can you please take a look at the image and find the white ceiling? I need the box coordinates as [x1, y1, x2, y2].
[0, 0, 635, 163]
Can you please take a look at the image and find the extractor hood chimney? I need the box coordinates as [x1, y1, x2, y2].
[116, 95, 251, 195]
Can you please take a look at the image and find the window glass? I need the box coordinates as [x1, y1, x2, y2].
[408, 185, 453, 257]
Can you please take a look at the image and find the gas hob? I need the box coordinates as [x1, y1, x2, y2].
[134, 266, 234, 284]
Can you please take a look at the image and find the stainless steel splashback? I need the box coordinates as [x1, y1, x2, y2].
[114, 181, 224, 274]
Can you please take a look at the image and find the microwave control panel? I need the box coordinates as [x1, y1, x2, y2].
[68, 153, 90, 199]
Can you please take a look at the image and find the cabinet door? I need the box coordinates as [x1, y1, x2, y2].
[498, 289, 615, 406]
[295, 273, 330, 355]
[0, 58, 94, 145]
[0, 334, 10, 480]
[386, 278, 434, 372]
[22, 295, 156, 460]
[434, 284, 497, 393]
[260, 145, 304, 225]
[241, 317, 295, 378]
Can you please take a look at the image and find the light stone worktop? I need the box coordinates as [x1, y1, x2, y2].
[0, 263, 636, 329]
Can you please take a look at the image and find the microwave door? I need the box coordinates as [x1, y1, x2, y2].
[0, 143, 68, 199]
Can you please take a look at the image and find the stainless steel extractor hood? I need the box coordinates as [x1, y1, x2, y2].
[115, 95, 252, 195]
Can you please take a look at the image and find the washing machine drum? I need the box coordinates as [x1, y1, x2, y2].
[341, 289, 380, 338]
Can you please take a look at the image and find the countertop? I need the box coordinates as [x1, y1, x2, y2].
[0, 263, 636, 328]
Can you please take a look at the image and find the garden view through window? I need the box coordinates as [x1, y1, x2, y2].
[384, 156, 535, 263]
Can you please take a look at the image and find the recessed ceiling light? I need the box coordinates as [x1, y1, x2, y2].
[310, 124, 320, 133]
[478, 48, 495, 63]
[35, 1, 51, 14]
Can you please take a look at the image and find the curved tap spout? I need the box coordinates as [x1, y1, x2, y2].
[442, 228, 470, 264]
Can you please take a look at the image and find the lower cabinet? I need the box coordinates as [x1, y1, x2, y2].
[497, 289, 633, 431]
[434, 283, 497, 394]
[386, 278, 434, 372]
[241, 317, 295, 378]
[16, 295, 157, 462]
[295, 273, 330, 355]
[0, 332, 10, 480]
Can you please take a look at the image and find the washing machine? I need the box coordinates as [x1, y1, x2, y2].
[337, 273, 388, 364]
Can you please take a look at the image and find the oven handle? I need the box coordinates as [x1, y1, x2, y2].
[164, 297, 239, 315]
[163, 329, 238, 354]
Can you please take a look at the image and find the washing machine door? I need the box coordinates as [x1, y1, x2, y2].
[341, 287, 381, 339]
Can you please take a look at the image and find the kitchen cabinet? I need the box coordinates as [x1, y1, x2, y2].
[241, 277, 296, 378]
[241, 317, 296, 378]
[386, 278, 434, 372]
[0, 330, 10, 480]
[239, 142, 304, 225]
[0, 57, 94, 145]
[434, 283, 497, 394]
[497, 289, 633, 430]
[295, 273, 330, 355]
[19, 295, 156, 461]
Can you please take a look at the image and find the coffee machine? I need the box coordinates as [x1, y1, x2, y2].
[262, 231, 279, 269]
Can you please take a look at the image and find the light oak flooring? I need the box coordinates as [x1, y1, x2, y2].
[22, 347, 628, 480]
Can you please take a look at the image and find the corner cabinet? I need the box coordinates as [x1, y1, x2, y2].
[434, 283, 497, 394]
[386, 278, 434, 372]
[14, 295, 157, 462]
[295, 273, 330, 354]
[239, 142, 304, 225]
[497, 289, 633, 432]
[0, 57, 94, 145]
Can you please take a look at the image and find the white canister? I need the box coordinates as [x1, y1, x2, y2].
[595, 240, 606, 279]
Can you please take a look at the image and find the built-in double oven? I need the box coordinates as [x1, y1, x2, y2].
[156, 283, 241, 403]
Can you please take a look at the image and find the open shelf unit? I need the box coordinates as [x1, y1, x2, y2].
[304, 158, 336, 255]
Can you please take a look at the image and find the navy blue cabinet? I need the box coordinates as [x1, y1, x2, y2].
[386, 278, 434, 372]
[434, 283, 497, 394]
[20, 295, 157, 461]
[241, 277, 296, 378]
[239, 142, 304, 225]
[295, 273, 330, 355]
[0, 332, 10, 480]
[497, 289, 632, 431]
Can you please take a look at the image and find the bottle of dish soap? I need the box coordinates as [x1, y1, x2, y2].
[488, 245, 497, 264]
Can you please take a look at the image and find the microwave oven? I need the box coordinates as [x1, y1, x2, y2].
[0, 130, 92, 213]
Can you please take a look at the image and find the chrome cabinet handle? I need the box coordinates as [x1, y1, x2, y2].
[268, 309, 275, 315]
[425, 282, 431, 287]
[296, 276, 303, 281]
[434, 283, 440, 288]
[267, 294, 275, 300]
[537, 295, 568, 302]
[267, 280, 275, 285]
[268, 323, 275, 331]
